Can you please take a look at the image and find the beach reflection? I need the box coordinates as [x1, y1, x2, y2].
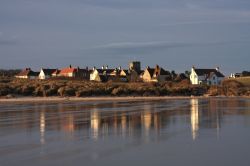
[190, 98, 199, 140]
[0, 98, 249, 144]
[1, 98, 250, 166]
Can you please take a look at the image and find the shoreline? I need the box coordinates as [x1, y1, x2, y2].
[0, 95, 249, 103]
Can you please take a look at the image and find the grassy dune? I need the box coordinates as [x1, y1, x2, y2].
[232, 77, 250, 87]
[0, 77, 249, 98]
[0, 78, 207, 97]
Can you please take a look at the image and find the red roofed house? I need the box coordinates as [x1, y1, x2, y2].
[58, 65, 90, 79]
[15, 68, 39, 79]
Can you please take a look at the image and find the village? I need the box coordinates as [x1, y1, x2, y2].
[14, 61, 230, 86]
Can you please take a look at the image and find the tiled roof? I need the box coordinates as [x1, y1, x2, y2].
[16, 68, 38, 77]
[59, 67, 77, 74]
[194, 69, 224, 77]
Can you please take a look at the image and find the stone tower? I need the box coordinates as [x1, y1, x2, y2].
[129, 61, 141, 73]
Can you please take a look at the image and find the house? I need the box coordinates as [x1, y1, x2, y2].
[109, 67, 129, 82]
[39, 68, 57, 79]
[52, 69, 61, 77]
[142, 65, 171, 83]
[190, 66, 225, 85]
[15, 68, 39, 79]
[58, 65, 77, 77]
[90, 66, 115, 82]
[57, 65, 90, 79]
[230, 73, 241, 78]
[152, 65, 171, 82]
[142, 66, 155, 82]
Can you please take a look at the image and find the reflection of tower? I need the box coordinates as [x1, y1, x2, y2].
[40, 111, 46, 145]
[143, 112, 151, 131]
[91, 110, 100, 140]
[129, 61, 141, 73]
[190, 98, 199, 140]
[141, 104, 153, 141]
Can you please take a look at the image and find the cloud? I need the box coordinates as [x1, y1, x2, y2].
[91, 41, 190, 49]
[87, 39, 250, 52]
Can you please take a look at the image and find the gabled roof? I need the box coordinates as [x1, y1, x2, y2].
[41, 69, 57, 75]
[194, 68, 224, 77]
[16, 68, 39, 77]
[52, 69, 61, 75]
[59, 67, 77, 74]
[121, 69, 129, 75]
[93, 69, 115, 75]
[145, 67, 155, 77]
[156, 68, 171, 76]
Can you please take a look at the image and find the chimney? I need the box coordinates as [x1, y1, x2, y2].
[102, 65, 104, 70]
[93, 66, 96, 70]
[69, 64, 72, 68]
[216, 67, 219, 71]
[105, 65, 108, 69]
[118, 66, 121, 70]
[86, 66, 88, 71]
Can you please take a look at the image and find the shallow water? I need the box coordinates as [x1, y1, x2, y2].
[0, 98, 250, 166]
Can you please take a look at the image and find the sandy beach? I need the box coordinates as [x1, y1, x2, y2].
[0, 95, 248, 103]
[0, 96, 205, 103]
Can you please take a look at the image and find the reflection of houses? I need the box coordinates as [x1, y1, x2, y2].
[40, 111, 46, 144]
[91, 110, 100, 139]
[15, 68, 39, 79]
[142, 65, 171, 83]
[190, 66, 225, 85]
[190, 98, 199, 140]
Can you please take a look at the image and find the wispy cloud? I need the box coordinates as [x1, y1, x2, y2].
[91, 41, 190, 49]
[88, 39, 250, 51]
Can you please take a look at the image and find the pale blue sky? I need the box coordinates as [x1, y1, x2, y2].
[0, 0, 250, 74]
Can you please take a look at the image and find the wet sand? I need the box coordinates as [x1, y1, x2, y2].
[0, 96, 248, 103]
[0, 96, 194, 103]
[0, 97, 250, 166]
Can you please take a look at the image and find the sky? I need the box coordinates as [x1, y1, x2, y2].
[1, 0, 250, 75]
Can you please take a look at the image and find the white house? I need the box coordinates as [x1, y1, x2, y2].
[39, 68, 57, 79]
[90, 66, 114, 82]
[190, 66, 225, 85]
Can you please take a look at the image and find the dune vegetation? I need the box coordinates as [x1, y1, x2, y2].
[0, 77, 249, 98]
